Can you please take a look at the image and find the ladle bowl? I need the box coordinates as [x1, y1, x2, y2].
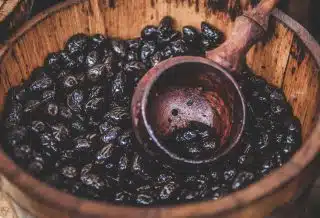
[132, 56, 246, 164]
[132, 0, 280, 165]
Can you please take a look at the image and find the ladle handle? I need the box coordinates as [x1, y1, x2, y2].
[206, 0, 280, 72]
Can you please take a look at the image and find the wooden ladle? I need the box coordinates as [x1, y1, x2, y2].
[131, 0, 280, 165]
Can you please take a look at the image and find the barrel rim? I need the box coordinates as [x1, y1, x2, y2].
[0, 0, 319, 217]
[0, 0, 21, 22]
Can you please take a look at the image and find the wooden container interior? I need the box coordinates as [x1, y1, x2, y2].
[0, 0, 319, 217]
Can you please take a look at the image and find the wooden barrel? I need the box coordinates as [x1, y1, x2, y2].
[0, 0, 34, 42]
[0, 0, 319, 217]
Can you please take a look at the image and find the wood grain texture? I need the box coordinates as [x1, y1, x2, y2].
[0, 0, 319, 218]
[246, 18, 294, 87]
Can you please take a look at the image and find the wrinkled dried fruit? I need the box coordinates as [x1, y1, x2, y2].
[183, 26, 199, 44]
[111, 39, 127, 58]
[67, 89, 84, 113]
[201, 22, 224, 47]
[141, 25, 159, 40]
[111, 71, 127, 102]
[61, 166, 77, 179]
[65, 33, 89, 54]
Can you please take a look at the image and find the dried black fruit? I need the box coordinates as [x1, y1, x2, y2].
[141, 25, 159, 40]
[65, 33, 89, 54]
[201, 22, 223, 46]
[131, 153, 151, 181]
[31, 121, 46, 133]
[158, 16, 174, 34]
[183, 26, 199, 44]
[256, 132, 271, 150]
[59, 105, 73, 120]
[161, 45, 174, 59]
[45, 102, 59, 117]
[100, 127, 122, 144]
[117, 130, 133, 149]
[179, 189, 203, 201]
[61, 75, 78, 89]
[89, 34, 107, 49]
[6, 126, 27, 146]
[200, 36, 215, 51]
[157, 31, 181, 45]
[124, 61, 147, 86]
[60, 51, 77, 69]
[126, 50, 139, 62]
[13, 144, 32, 161]
[45, 52, 62, 70]
[104, 106, 130, 126]
[223, 169, 237, 183]
[86, 50, 100, 68]
[24, 100, 42, 113]
[114, 191, 133, 203]
[74, 136, 92, 150]
[231, 171, 254, 190]
[85, 97, 105, 115]
[74, 53, 86, 67]
[71, 120, 86, 134]
[88, 86, 104, 99]
[9, 86, 27, 102]
[165, 121, 220, 160]
[270, 100, 290, 117]
[87, 64, 107, 82]
[61, 166, 77, 179]
[159, 181, 179, 200]
[124, 61, 147, 73]
[259, 158, 276, 176]
[136, 194, 154, 205]
[4, 101, 22, 128]
[156, 172, 176, 185]
[81, 173, 106, 191]
[140, 41, 157, 63]
[102, 49, 117, 71]
[210, 185, 229, 200]
[28, 158, 45, 175]
[127, 38, 141, 51]
[111, 39, 127, 58]
[51, 123, 70, 142]
[29, 75, 53, 92]
[270, 88, 285, 101]
[119, 153, 129, 171]
[42, 90, 56, 102]
[111, 71, 127, 102]
[285, 117, 301, 133]
[40, 132, 57, 147]
[67, 89, 84, 113]
[96, 143, 115, 164]
[170, 39, 189, 55]
[98, 121, 114, 134]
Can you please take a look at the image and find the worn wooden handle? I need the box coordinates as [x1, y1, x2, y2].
[207, 0, 280, 72]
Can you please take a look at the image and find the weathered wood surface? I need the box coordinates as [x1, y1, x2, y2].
[0, 0, 319, 218]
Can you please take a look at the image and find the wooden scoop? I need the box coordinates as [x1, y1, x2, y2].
[131, 0, 280, 165]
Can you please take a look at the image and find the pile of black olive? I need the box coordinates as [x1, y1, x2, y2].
[164, 121, 221, 160]
[1, 16, 301, 206]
